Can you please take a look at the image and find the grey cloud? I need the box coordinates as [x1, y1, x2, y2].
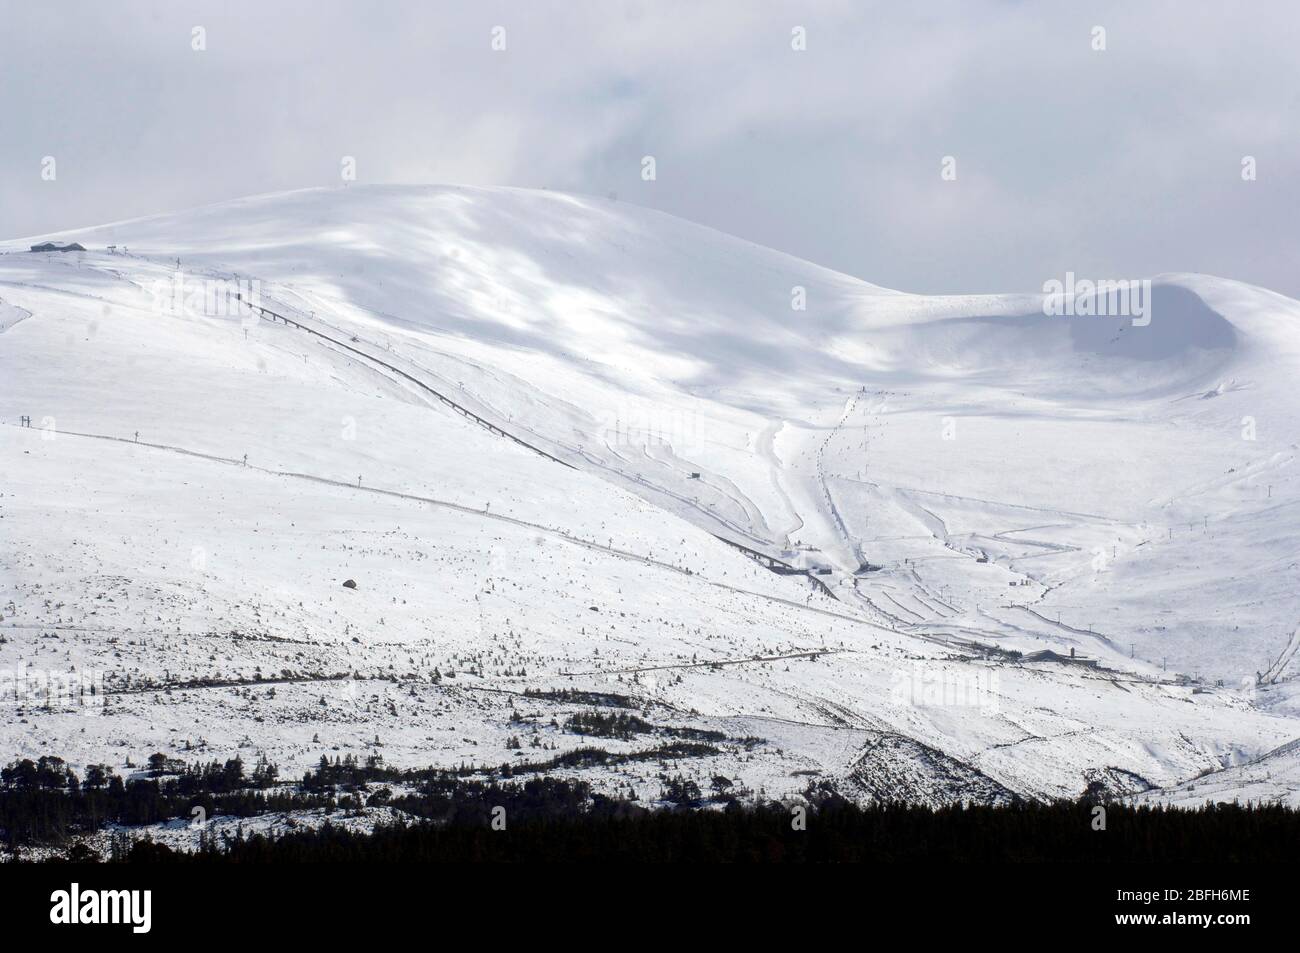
[1, 0, 1297, 296]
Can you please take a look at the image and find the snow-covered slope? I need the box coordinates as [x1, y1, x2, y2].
[2, 185, 1298, 805]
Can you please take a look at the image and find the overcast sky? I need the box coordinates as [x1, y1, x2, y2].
[2, 1, 1297, 296]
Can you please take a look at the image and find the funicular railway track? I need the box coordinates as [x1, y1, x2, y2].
[235, 291, 842, 602]
[235, 292, 576, 469]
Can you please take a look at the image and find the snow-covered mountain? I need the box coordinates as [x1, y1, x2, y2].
[2, 184, 1298, 805]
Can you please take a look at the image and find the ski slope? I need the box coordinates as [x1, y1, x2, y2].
[2, 184, 1298, 805]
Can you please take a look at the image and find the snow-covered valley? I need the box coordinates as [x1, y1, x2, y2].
[2, 184, 1298, 809]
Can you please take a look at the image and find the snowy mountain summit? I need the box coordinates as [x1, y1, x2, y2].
[3, 184, 1299, 806]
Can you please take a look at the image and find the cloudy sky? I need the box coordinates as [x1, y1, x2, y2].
[2, 0, 1297, 296]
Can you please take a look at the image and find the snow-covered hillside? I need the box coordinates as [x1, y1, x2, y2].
[2, 185, 1298, 806]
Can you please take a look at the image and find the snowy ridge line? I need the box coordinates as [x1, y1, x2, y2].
[6, 423, 921, 643]
[233, 292, 576, 470]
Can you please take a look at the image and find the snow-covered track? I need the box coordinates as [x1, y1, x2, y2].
[235, 292, 576, 471]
